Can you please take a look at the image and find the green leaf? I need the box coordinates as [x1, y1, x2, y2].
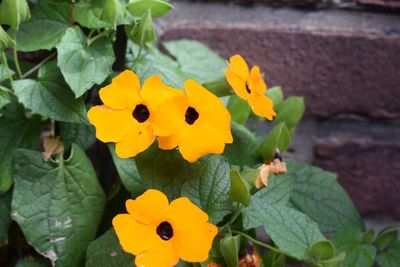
[227, 95, 251, 125]
[203, 76, 232, 97]
[287, 160, 363, 232]
[12, 61, 88, 123]
[60, 122, 96, 151]
[376, 228, 398, 250]
[266, 86, 284, 107]
[0, 191, 11, 246]
[362, 229, 375, 244]
[220, 235, 241, 267]
[243, 175, 325, 260]
[0, 26, 15, 49]
[181, 155, 232, 224]
[56, 27, 114, 97]
[0, 102, 41, 193]
[309, 240, 336, 261]
[15, 258, 51, 267]
[109, 144, 147, 196]
[85, 228, 134, 267]
[164, 39, 227, 84]
[127, 10, 157, 45]
[0, 90, 12, 110]
[0, 0, 30, 30]
[11, 145, 106, 267]
[376, 241, 400, 267]
[76, 0, 125, 29]
[126, 0, 173, 18]
[16, 1, 70, 52]
[318, 253, 346, 267]
[257, 122, 291, 160]
[0, 64, 15, 82]
[229, 170, 250, 206]
[331, 227, 376, 267]
[274, 97, 305, 130]
[223, 121, 259, 165]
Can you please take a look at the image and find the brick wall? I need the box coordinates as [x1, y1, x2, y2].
[157, 1, 400, 222]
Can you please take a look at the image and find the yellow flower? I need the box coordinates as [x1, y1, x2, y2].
[157, 80, 233, 162]
[113, 189, 218, 267]
[225, 55, 276, 120]
[87, 70, 183, 158]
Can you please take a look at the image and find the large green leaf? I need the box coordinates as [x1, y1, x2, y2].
[223, 121, 260, 165]
[16, 1, 70, 51]
[0, 102, 41, 193]
[60, 122, 96, 151]
[0, 25, 15, 49]
[257, 122, 291, 161]
[287, 160, 363, 232]
[109, 144, 146, 196]
[243, 175, 325, 260]
[0, 0, 30, 30]
[85, 228, 134, 267]
[274, 96, 305, 130]
[15, 258, 51, 267]
[126, 0, 173, 18]
[11, 145, 106, 267]
[0, 90, 12, 110]
[376, 241, 400, 267]
[12, 61, 87, 123]
[227, 95, 251, 125]
[0, 191, 11, 246]
[331, 227, 376, 267]
[57, 27, 114, 97]
[181, 155, 231, 224]
[76, 0, 125, 29]
[164, 39, 227, 84]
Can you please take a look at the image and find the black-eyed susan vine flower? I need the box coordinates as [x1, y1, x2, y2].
[87, 70, 183, 158]
[113, 189, 218, 267]
[225, 55, 276, 120]
[157, 80, 233, 162]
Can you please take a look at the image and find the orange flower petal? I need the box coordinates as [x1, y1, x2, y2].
[115, 123, 154, 158]
[168, 197, 208, 226]
[248, 66, 267, 95]
[225, 68, 249, 100]
[112, 214, 158, 255]
[157, 127, 188, 150]
[150, 95, 188, 137]
[99, 70, 142, 110]
[248, 93, 276, 120]
[87, 105, 133, 143]
[229, 55, 249, 80]
[126, 189, 170, 225]
[141, 75, 183, 111]
[135, 239, 179, 267]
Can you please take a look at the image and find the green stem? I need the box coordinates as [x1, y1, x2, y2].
[87, 31, 109, 46]
[87, 28, 96, 39]
[1, 51, 13, 82]
[50, 119, 56, 137]
[219, 206, 242, 232]
[21, 53, 56, 79]
[13, 32, 22, 78]
[70, 0, 76, 25]
[130, 45, 143, 69]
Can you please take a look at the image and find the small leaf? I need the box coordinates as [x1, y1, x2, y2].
[0, 64, 15, 82]
[12, 145, 106, 267]
[127, 10, 157, 46]
[376, 241, 400, 267]
[12, 61, 88, 123]
[0, 191, 11, 246]
[164, 39, 227, 84]
[0, 90, 12, 110]
[57, 27, 115, 97]
[60, 122, 96, 151]
[85, 228, 134, 267]
[362, 229, 375, 244]
[376, 228, 398, 250]
[229, 170, 250, 206]
[227, 95, 251, 125]
[76, 0, 125, 29]
[266, 86, 284, 107]
[203, 76, 233, 97]
[257, 122, 291, 160]
[108, 144, 147, 196]
[0, 0, 30, 30]
[0, 26, 15, 49]
[126, 0, 173, 18]
[220, 235, 241, 267]
[318, 253, 346, 267]
[16, 1, 70, 51]
[309, 240, 336, 261]
[274, 96, 305, 130]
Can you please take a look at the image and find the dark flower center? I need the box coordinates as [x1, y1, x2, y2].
[132, 104, 150, 123]
[185, 107, 199, 125]
[156, 221, 174, 241]
[245, 83, 251, 94]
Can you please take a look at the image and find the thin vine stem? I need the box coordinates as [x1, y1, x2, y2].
[87, 31, 109, 46]
[21, 53, 56, 79]
[1, 51, 13, 82]
[12, 32, 22, 78]
[130, 45, 143, 69]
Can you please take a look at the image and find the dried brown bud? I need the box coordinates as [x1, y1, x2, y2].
[42, 137, 64, 161]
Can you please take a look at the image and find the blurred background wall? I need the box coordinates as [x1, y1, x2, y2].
[156, 0, 400, 227]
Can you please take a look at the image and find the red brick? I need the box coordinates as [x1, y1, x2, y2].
[314, 138, 400, 219]
[357, 0, 400, 8]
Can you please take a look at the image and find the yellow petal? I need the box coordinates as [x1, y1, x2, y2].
[248, 92, 276, 120]
[157, 127, 188, 150]
[150, 95, 188, 137]
[228, 55, 249, 80]
[141, 75, 183, 111]
[179, 126, 226, 162]
[248, 66, 267, 95]
[87, 105, 133, 143]
[99, 70, 142, 110]
[112, 214, 158, 255]
[168, 197, 208, 226]
[115, 123, 154, 158]
[126, 189, 170, 225]
[135, 239, 179, 267]
[224, 68, 249, 100]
